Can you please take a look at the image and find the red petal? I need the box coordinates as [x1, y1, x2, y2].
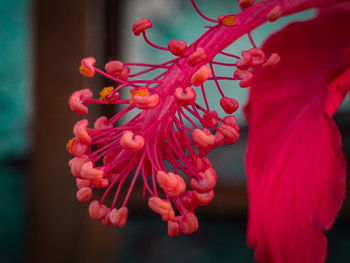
[245, 7, 349, 263]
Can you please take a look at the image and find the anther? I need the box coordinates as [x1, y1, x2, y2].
[156, 171, 186, 198]
[213, 131, 224, 148]
[188, 47, 207, 67]
[92, 178, 109, 188]
[181, 191, 198, 211]
[105, 60, 124, 77]
[73, 119, 92, 145]
[263, 53, 281, 67]
[234, 69, 253, 87]
[89, 200, 108, 220]
[109, 207, 128, 227]
[168, 220, 181, 237]
[223, 115, 240, 131]
[76, 187, 92, 202]
[66, 137, 89, 156]
[76, 178, 91, 189]
[99, 87, 120, 104]
[238, 0, 254, 9]
[248, 48, 266, 67]
[79, 57, 96, 78]
[133, 93, 159, 109]
[218, 124, 240, 144]
[168, 39, 187, 56]
[132, 18, 153, 36]
[178, 212, 199, 235]
[69, 156, 89, 178]
[148, 197, 175, 221]
[217, 15, 236, 27]
[191, 65, 212, 87]
[120, 130, 145, 152]
[191, 156, 212, 172]
[119, 67, 130, 81]
[267, 5, 282, 22]
[236, 51, 252, 70]
[192, 128, 215, 149]
[80, 161, 104, 180]
[68, 89, 93, 115]
[203, 110, 219, 126]
[220, 97, 239, 114]
[190, 167, 217, 193]
[174, 87, 197, 106]
[94, 116, 113, 130]
[193, 190, 215, 206]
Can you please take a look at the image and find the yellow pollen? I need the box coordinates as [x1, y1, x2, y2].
[66, 138, 75, 153]
[129, 88, 149, 103]
[100, 86, 117, 103]
[79, 63, 94, 77]
[222, 15, 236, 26]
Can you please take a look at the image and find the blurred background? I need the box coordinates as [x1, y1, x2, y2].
[1, 0, 350, 262]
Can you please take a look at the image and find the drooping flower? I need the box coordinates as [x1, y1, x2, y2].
[66, 0, 349, 259]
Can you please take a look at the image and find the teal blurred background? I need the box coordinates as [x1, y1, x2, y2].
[1, 0, 350, 262]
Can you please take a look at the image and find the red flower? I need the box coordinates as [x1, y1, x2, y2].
[245, 4, 350, 263]
[67, 0, 349, 260]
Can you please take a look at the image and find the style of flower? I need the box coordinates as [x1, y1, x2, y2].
[67, 0, 349, 262]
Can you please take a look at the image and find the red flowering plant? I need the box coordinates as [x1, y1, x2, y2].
[67, 0, 350, 262]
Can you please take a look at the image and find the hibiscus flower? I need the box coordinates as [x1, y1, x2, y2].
[67, 0, 350, 262]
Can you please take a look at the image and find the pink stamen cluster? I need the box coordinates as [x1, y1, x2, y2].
[67, 0, 281, 236]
